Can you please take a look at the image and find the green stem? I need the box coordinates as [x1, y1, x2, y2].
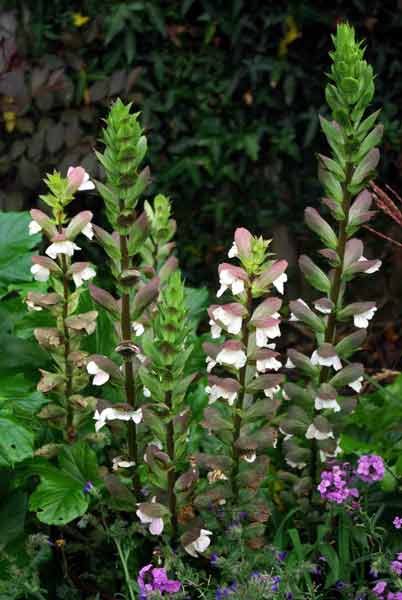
[114, 538, 136, 600]
[231, 289, 252, 502]
[61, 256, 74, 442]
[166, 390, 178, 540]
[119, 231, 140, 495]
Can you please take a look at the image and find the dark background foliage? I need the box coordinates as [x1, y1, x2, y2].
[1, 0, 402, 299]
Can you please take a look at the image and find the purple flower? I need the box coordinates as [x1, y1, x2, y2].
[387, 593, 402, 600]
[393, 516, 402, 529]
[285, 594, 294, 600]
[336, 580, 346, 589]
[83, 481, 94, 494]
[277, 551, 288, 561]
[318, 464, 359, 504]
[372, 581, 387, 596]
[138, 564, 181, 597]
[391, 560, 402, 576]
[356, 455, 384, 483]
[210, 553, 219, 566]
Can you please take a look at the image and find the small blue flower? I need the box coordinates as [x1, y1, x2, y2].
[210, 553, 219, 566]
[336, 580, 346, 590]
[277, 551, 288, 561]
[83, 480, 94, 494]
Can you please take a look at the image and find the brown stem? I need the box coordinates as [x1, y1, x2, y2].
[231, 289, 252, 501]
[61, 255, 74, 442]
[119, 231, 140, 495]
[166, 390, 177, 539]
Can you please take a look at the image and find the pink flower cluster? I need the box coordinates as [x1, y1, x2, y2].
[317, 464, 359, 504]
[138, 565, 181, 598]
[356, 454, 384, 483]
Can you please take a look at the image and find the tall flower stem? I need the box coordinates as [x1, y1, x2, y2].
[310, 163, 353, 485]
[231, 290, 252, 501]
[166, 390, 178, 539]
[320, 162, 354, 367]
[119, 230, 139, 493]
[61, 255, 74, 441]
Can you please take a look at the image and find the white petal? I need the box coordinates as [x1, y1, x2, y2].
[82, 222, 94, 239]
[93, 371, 110, 386]
[273, 273, 287, 295]
[136, 509, 152, 524]
[73, 272, 83, 287]
[29, 220, 42, 235]
[31, 264, 50, 282]
[348, 376, 363, 393]
[231, 279, 245, 296]
[228, 242, 238, 258]
[149, 517, 164, 535]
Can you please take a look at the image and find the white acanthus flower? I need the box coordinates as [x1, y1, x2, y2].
[205, 384, 238, 406]
[87, 361, 110, 386]
[73, 266, 96, 288]
[94, 406, 143, 432]
[305, 424, 334, 440]
[67, 166, 95, 191]
[144, 440, 163, 463]
[348, 376, 364, 393]
[132, 321, 145, 336]
[46, 240, 81, 259]
[273, 272, 287, 295]
[353, 306, 377, 328]
[31, 264, 50, 282]
[184, 529, 213, 557]
[206, 356, 217, 373]
[217, 266, 246, 297]
[256, 312, 281, 347]
[26, 299, 42, 311]
[209, 319, 222, 338]
[264, 385, 280, 398]
[216, 347, 247, 370]
[311, 350, 342, 371]
[285, 458, 306, 469]
[285, 357, 295, 369]
[319, 443, 342, 462]
[212, 306, 243, 335]
[256, 356, 282, 373]
[29, 220, 42, 235]
[358, 256, 381, 274]
[143, 387, 151, 398]
[82, 222, 94, 240]
[112, 456, 136, 470]
[228, 241, 238, 258]
[243, 452, 257, 463]
[314, 395, 341, 413]
[136, 499, 164, 536]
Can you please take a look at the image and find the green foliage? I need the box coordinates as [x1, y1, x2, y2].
[1, 3, 401, 282]
[0, 212, 40, 297]
[29, 442, 100, 525]
[0, 19, 400, 600]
